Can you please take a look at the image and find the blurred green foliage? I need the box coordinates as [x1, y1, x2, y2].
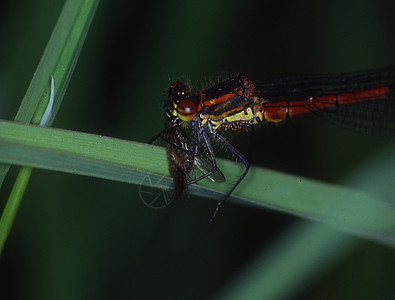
[0, 0, 395, 299]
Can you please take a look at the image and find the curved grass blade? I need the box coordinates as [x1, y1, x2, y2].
[1, 120, 395, 246]
[0, 0, 99, 187]
[0, 0, 100, 254]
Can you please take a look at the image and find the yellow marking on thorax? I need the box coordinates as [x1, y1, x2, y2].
[200, 106, 264, 131]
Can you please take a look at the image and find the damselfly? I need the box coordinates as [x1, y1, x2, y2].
[154, 65, 395, 222]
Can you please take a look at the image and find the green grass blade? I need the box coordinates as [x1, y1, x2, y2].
[0, 167, 32, 255]
[0, 120, 169, 186]
[0, 0, 99, 254]
[15, 0, 99, 125]
[1, 120, 395, 246]
[214, 221, 360, 300]
[0, 0, 99, 187]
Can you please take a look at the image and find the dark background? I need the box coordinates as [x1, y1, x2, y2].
[0, 0, 395, 299]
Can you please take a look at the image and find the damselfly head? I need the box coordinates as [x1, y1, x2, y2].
[169, 81, 190, 98]
[168, 81, 202, 122]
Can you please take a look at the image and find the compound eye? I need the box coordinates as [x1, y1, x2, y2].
[169, 82, 190, 103]
[177, 99, 197, 121]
